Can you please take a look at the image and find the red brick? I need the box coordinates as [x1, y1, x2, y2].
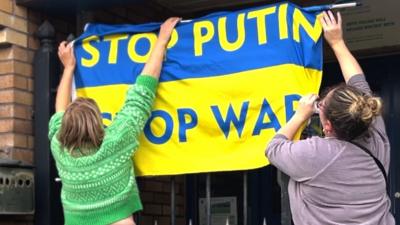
[14, 61, 33, 77]
[0, 145, 11, 158]
[162, 183, 172, 193]
[14, 119, 32, 134]
[176, 206, 185, 216]
[0, 75, 28, 89]
[0, 47, 12, 59]
[0, 104, 32, 119]
[0, 46, 28, 61]
[11, 148, 33, 164]
[0, 0, 12, 13]
[162, 181, 183, 194]
[139, 216, 154, 225]
[0, 75, 13, 88]
[0, 28, 28, 47]
[175, 175, 184, 182]
[153, 176, 171, 182]
[27, 135, 34, 149]
[0, 133, 28, 148]
[175, 195, 184, 205]
[0, 61, 32, 76]
[0, 10, 28, 32]
[16, 90, 33, 105]
[15, 134, 28, 148]
[153, 193, 170, 204]
[176, 218, 185, 225]
[27, 78, 33, 91]
[0, 89, 14, 103]
[0, 119, 13, 132]
[144, 204, 162, 215]
[28, 36, 39, 50]
[28, 22, 38, 35]
[14, 5, 28, 18]
[0, 89, 33, 105]
[156, 217, 171, 225]
[143, 180, 164, 192]
[27, 10, 41, 24]
[140, 191, 154, 202]
[16, 105, 32, 119]
[162, 205, 171, 215]
[27, 49, 34, 63]
[0, 104, 12, 117]
[0, 61, 14, 74]
[12, 46, 29, 62]
[175, 184, 182, 194]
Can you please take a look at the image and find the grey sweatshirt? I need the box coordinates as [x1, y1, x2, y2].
[266, 75, 395, 225]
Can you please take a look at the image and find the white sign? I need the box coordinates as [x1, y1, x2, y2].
[341, 0, 400, 50]
[199, 197, 238, 225]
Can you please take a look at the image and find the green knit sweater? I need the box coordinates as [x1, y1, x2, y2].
[48, 75, 158, 225]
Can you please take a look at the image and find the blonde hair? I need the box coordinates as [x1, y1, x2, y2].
[323, 85, 382, 140]
[58, 98, 104, 154]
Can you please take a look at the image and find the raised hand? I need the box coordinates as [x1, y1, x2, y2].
[55, 41, 75, 112]
[295, 94, 319, 121]
[320, 11, 343, 48]
[158, 17, 181, 46]
[320, 10, 363, 82]
[58, 41, 76, 70]
[140, 17, 181, 79]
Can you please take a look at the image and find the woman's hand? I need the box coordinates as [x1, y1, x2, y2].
[320, 11, 343, 49]
[58, 41, 76, 70]
[277, 94, 318, 140]
[157, 17, 181, 46]
[140, 17, 181, 78]
[55, 41, 75, 112]
[294, 94, 318, 122]
[320, 11, 363, 83]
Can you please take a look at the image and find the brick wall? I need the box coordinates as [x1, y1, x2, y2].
[0, 0, 35, 223]
[0, 0, 33, 166]
[0, 0, 73, 224]
[0, 1, 185, 224]
[0, 1, 74, 165]
[138, 176, 186, 225]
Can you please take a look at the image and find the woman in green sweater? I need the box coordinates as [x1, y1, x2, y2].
[48, 17, 180, 225]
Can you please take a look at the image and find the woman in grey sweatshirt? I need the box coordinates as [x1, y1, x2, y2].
[266, 11, 395, 225]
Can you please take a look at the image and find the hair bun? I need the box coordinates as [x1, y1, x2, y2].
[366, 96, 382, 117]
[360, 96, 382, 123]
[348, 95, 382, 124]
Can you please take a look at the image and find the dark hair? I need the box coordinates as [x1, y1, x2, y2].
[58, 98, 104, 154]
[323, 85, 382, 141]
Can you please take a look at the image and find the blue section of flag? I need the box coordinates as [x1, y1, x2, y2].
[74, 2, 322, 89]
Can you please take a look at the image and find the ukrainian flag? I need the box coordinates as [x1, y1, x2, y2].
[74, 2, 323, 176]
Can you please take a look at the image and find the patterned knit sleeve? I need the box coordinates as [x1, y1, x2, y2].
[105, 75, 158, 149]
[48, 111, 64, 141]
